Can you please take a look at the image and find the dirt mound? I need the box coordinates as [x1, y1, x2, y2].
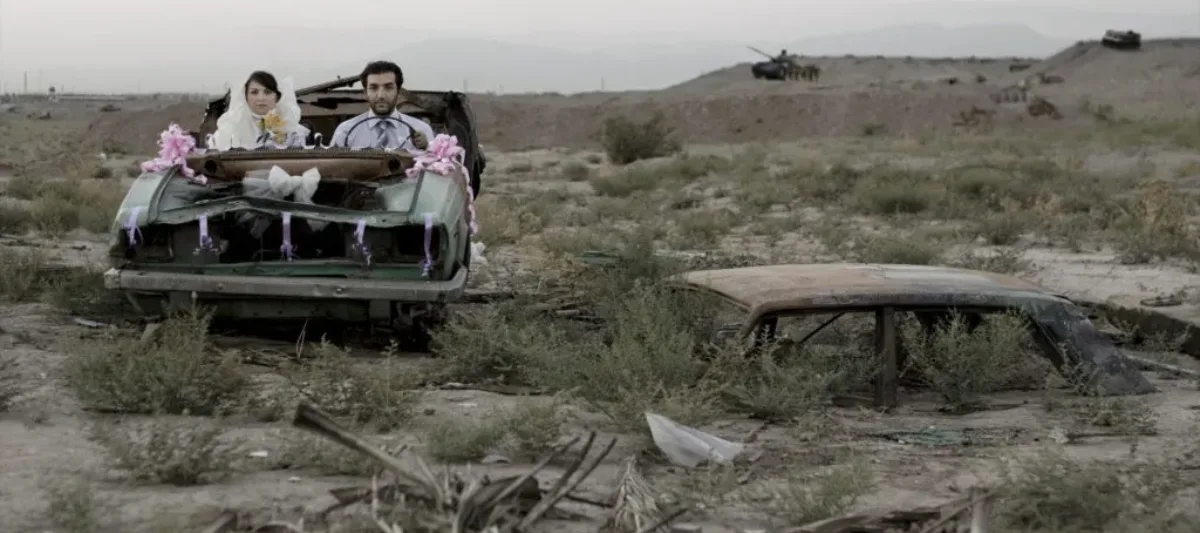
[472, 89, 1029, 151]
[666, 56, 1033, 96]
[87, 101, 205, 153]
[1008, 38, 1200, 117]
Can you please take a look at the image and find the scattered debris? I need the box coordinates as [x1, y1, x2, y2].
[254, 401, 671, 532]
[785, 489, 996, 533]
[646, 412, 744, 468]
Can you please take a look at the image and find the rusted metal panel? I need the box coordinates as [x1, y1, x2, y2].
[104, 267, 468, 303]
[680, 263, 1062, 315]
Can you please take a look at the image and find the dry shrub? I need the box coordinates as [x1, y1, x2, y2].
[278, 339, 420, 432]
[945, 248, 1034, 275]
[850, 167, 939, 215]
[1114, 179, 1200, 263]
[0, 202, 33, 234]
[279, 435, 380, 476]
[588, 165, 661, 197]
[755, 459, 876, 525]
[29, 178, 125, 235]
[90, 421, 238, 486]
[0, 354, 21, 411]
[474, 193, 544, 245]
[433, 236, 732, 433]
[901, 311, 1035, 411]
[995, 449, 1192, 532]
[720, 345, 871, 422]
[42, 477, 101, 533]
[0, 119, 97, 179]
[0, 248, 50, 301]
[420, 416, 508, 462]
[64, 309, 249, 415]
[601, 112, 681, 165]
[852, 234, 944, 265]
[42, 267, 132, 319]
[558, 160, 591, 181]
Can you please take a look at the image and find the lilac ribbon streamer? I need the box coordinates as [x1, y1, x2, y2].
[280, 212, 295, 261]
[194, 214, 214, 255]
[353, 219, 371, 266]
[122, 207, 142, 252]
[420, 213, 434, 277]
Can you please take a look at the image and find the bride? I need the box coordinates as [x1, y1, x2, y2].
[211, 71, 310, 150]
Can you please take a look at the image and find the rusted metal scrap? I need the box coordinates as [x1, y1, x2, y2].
[290, 401, 625, 532]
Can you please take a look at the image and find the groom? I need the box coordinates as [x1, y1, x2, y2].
[329, 61, 436, 153]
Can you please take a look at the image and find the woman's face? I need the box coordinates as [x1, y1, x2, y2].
[245, 80, 278, 115]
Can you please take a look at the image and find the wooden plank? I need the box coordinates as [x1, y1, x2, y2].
[875, 307, 898, 408]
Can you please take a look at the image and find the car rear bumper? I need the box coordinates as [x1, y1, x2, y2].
[103, 267, 468, 303]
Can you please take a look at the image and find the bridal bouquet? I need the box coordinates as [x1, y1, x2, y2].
[259, 110, 288, 145]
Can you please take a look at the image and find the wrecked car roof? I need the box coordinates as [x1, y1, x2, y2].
[678, 263, 1067, 315]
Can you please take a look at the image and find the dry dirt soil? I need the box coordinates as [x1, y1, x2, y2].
[3, 39, 1200, 533]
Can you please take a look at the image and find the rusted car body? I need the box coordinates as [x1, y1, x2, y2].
[676, 263, 1154, 407]
[103, 76, 487, 347]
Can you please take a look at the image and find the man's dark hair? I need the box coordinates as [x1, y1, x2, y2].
[360, 61, 404, 88]
[244, 71, 280, 97]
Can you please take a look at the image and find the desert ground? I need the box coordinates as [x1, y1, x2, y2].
[3, 39, 1200, 533]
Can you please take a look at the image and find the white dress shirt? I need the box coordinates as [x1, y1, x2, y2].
[329, 109, 436, 153]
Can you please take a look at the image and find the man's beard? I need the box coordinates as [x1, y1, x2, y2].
[370, 99, 395, 114]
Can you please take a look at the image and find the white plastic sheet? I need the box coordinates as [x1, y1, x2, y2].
[470, 241, 488, 267]
[645, 412, 744, 468]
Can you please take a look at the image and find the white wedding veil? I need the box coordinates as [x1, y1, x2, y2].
[212, 74, 302, 150]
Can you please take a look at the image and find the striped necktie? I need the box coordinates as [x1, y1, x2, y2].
[374, 120, 394, 149]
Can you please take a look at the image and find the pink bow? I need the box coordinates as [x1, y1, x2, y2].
[406, 134, 477, 237]
[140, 123, 201, 180]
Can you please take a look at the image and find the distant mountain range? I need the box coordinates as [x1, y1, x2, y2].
[8, 16, 1193, 94]
[306, 23, 1070, 93]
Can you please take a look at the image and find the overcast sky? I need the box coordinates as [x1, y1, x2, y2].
[1, 0, 1198, 92]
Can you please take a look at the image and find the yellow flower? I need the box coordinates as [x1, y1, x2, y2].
[262, 110, 285, 132]
[261, 111, 287, 144]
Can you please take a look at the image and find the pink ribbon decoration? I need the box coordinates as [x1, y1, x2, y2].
[140, 123, 201, 180]
[280, 212, 296, 261]
[122, 207, 142, 253]
[352, 218, 371, 266]
[420, 212, 434, 277]
[406, 134, 478, 238]
[194, 214, 215, 255]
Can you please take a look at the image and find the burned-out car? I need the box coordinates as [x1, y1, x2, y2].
[102, 76, 487, 347]
[675, 263, 1155, 407]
